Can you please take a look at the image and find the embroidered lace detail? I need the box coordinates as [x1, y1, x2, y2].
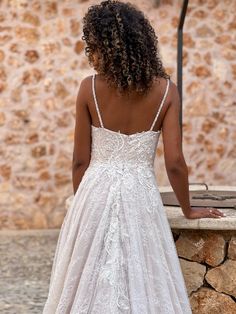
[43, 127, 192, 314]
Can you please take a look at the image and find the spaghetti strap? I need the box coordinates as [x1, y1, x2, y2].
[92, 73, 104, 128]
[150, 79, 170, 131]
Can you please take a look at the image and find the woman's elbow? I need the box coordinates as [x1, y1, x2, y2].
[72, 159, 90, 171]
[165, 155, 187, 174]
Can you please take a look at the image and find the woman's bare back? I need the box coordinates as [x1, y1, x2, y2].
[87, 74, 171, 135]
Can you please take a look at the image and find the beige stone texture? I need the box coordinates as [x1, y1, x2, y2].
[205, 259, 236, 298]
[24, 50, 40, 63]
[15, 26, 40, 43]
[0, 0, 235, 229]
[179, 258, 206, 295]
[176, 231, 226, 266]
[228, 237, 236, 260]
[0, 50, 5, 62]
[0, 112, 6, 126]
[190, 287, 236, 314]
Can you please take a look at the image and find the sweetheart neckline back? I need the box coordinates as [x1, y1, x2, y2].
[91, 125, 161, 137]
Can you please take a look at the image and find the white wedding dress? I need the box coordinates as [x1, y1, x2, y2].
[43, 74, 192, 314]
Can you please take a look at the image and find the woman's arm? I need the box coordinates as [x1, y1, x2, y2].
[161, 81, 224, 219]
[161, 81, 192, 217]
[72, 77, 92, 194]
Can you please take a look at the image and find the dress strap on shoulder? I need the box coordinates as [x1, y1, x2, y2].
[92, 73, 104, 128]
[150, 79, 170, 131]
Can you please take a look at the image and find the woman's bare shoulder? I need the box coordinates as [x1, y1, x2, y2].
[76, 75, 94, 99]
[152, 77, 177, 107]
[154, 76, 176, 90]
[79, 75, 93, 88]
[169, 79, 178, 95]
[155, 78, 179, 108]
[78, 74, 108, 93]
[168, 80, 180, 107]
[152, 76, 172, 95]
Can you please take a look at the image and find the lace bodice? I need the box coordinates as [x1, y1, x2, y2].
[89, 73, 169, 172]
[89, 126, 160, 170]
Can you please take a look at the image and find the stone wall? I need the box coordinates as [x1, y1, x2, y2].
[0, 0, 235, 229]
[173, 230, 236, 313]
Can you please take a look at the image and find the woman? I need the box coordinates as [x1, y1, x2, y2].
[43, 1, 224, 313]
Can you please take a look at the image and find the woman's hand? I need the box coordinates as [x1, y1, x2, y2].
[184, 207, 226, 219]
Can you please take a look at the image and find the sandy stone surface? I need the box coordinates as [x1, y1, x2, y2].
[0, 230, 59, 314]
[190, 287, 236, 314]
[205, 259, 236, 298]
[228, 236, 236, 260]
[179, 258, 206, 295]
[176, 231, 226, 266]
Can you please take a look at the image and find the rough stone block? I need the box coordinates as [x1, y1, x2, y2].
[190, 287, 236, 314]
[205, 259, 236, 298]
[176, 231, 226, 266]
[228, 237, 236, 260]
[179, 258, 206, 295]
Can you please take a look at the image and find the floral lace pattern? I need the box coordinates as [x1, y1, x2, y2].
[43, 126, 192, 314]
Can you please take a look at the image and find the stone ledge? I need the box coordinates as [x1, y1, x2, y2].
[160, 186, 236, 231]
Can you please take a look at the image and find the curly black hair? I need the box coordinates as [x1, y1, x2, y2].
[82, 0, 169, 95]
